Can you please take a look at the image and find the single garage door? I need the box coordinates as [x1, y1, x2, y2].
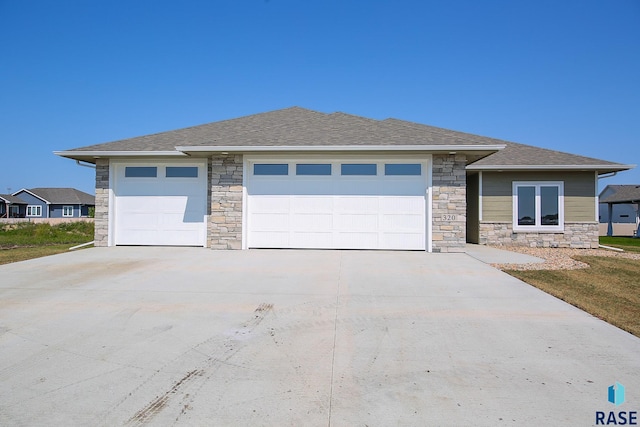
[246, 160, 428, 250]
[113, 161, 207, 246]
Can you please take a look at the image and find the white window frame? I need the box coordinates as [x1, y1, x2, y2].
[512, 181, 564, 232]
[62, 205, 74, 217]
[27, 205, 42, 217]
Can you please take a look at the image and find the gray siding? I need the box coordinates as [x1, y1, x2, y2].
[13, 191, 49, 218]
[481, 171, 596, 222]
[49, 204, 80, 218]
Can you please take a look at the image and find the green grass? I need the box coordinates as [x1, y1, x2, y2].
[599, 236, 640, 253]
[506, 256, 640, 337]
[0, 222, 94, 265]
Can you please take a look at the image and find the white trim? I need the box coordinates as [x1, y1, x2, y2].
[55, 151, 189, 158]
[478, 171, 483, 222]
[242, 157, 248, 250]
[512, 181, 564, 233]
[62, 205, 74, 217]
[177, 144, 505, 153]
[26, 205, 42, 217]
[426, 155, 433, 252]
[467, 164, 634, 171]
[108, 161, 115, 246]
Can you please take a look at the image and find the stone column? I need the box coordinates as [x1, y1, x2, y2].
[431, 154, 467, 252]
[94, 158, 109, 247]
[209, 155, 243, 249]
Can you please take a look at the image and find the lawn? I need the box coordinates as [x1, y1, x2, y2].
[0, 222, 94, 265]
[599, 235, 640, 253]
[505, 255, 640, 337]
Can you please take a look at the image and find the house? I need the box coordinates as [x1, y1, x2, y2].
[11, 188, 95, 219]
[599, 185, 640, 237]
[0, 194, 27, 218]
[54, 107, 634, 252]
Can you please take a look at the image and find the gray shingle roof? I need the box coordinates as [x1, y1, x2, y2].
[0, 194, 27, 204]
[599, 185, 640, 204]
[468, 141, 625, 168]
[64, 107, 502, 152]
[25, 188, 95, 205]
[57, 106, 631, 172]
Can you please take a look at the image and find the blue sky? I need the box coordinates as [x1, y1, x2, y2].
[1, 0, 639, 196]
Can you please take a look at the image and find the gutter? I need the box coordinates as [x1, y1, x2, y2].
[54, 150, 189, 159]
[466, 164, 635, 171]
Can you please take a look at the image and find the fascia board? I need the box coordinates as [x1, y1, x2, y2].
[175, 144, 506, 152]
[466, 164, 636, 171]
[54, 151, 188, 158]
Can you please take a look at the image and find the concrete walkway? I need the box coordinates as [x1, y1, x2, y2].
[466, 243, 545, 264]
[0, 247, 638, 426]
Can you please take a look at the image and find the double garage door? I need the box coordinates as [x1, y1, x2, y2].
[246, 159, 428, 250]
[113, 161, 207, 246]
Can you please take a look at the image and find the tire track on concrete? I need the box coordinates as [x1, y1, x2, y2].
[120, 303, 274, 426]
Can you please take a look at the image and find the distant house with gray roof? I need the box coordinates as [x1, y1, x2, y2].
[55, 107, 634, 251]
[0, 194, 28, 218]
[599, 185, 640, 237]
[10, 188, 95, 219]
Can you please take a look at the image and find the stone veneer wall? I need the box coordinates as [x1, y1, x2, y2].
[479, 222, 599, 248]
[431, 154, 466, 253]
[209, 155, 243, 249]
[94, 158, 109, 247]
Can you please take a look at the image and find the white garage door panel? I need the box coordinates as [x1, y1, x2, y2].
[251, 213, 290, 229]
[250, 231, 290, 248]
[292, 214, 333, 230]
[247, 160, 428, 250]
[291, 232, 333, 247]
[114, 162, 206, 246]
[382, 233, 425, 249]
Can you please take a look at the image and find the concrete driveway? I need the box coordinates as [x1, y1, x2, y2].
[0, 248, 638, 426]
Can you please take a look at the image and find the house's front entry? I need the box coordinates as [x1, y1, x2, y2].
[245, 157, 430, 250]
[111, 160, 207, 246]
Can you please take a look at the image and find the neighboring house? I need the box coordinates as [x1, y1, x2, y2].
[599, 185, 640, 237]
[55, 107, 634, 252]
[0, 194, 27, 218]
[11, 188, 95, 219]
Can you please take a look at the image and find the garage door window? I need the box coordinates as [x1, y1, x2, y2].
[254, 164, 289, 175]
[125, 167, 157, 178]
[166, 166, 198, 178]
[385, 163, 421, 176]
[296, 164, 331, 175]
[341, 164, 377, 175]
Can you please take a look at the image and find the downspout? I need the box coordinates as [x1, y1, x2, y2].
[76, 160, 96, 169]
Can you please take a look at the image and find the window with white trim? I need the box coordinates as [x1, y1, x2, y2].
[63, 205, 74, 217]
[27, 205, 42, 217]
[512, 182, 564, 232]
